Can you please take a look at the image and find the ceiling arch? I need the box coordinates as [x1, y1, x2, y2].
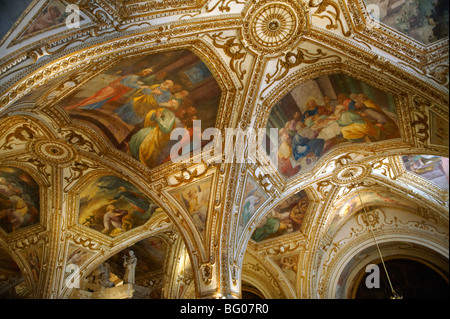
[314, 205, 448, 297]
[340, 242, 450, 299]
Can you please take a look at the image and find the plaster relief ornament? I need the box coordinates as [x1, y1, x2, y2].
[331, 164, 371, 186]
[32, 139, 76, 165]
[241, 0, 308, 56]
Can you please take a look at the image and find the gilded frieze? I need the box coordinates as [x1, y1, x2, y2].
[309, 0, 352, 37]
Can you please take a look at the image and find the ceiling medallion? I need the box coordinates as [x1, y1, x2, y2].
[241, 0, 308, 56]
[331, 164, 370, 185]
[32, 139, 76, 165]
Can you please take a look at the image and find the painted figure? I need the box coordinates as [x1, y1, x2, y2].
[66, 68, 154, 111]
[101, 204, 129, 235]
[114, 79, 175, 126]
[24, 4, 63, 36]
[251, 191, 309, 242]
[185, 187, 208, 234]
[111, 186, 159, 221]
[28, 248, 40, 283]
[79, 176, 160, 237]
[280, 256, 297, 285]
[131, 98, 180, 167]
[239, 188, 263, 234]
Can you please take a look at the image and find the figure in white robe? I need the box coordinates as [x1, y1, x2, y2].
[123, 250, 137, 284]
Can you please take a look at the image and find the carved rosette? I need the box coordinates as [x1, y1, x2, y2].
[331, 164, 370, 186]
[31, 139, 77, 166]
[241, 0, 307, 56]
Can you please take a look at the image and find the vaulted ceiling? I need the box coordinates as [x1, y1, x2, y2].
[0, 0, 448, 299]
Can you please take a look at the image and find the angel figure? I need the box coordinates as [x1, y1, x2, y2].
[181, 185, 209, 235]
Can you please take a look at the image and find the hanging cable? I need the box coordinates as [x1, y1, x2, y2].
[351, 173, 402, 299]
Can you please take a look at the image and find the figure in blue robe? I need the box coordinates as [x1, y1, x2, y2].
[291, 133, 324, 160]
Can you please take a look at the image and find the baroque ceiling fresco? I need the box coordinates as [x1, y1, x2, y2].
[0, 0, 448, 300]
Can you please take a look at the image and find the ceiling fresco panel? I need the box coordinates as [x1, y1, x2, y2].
[363, 0, 449, 45]
[237, 175, 269, 241]
[61, 49, 222, 170]
[251, 190, 309, 243]
[326, 189, 420, 238]
[402, 155, 449, 190]
[77, 175, 163, 237]
[170, 175, 214, 240]
[0, 167, 40, 234]
[266, 73, 400, 179]
[18, 0, 70, 39]
[274, 254, 299, 288]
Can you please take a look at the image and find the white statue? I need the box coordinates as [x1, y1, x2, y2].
[123, 250, 137, 284]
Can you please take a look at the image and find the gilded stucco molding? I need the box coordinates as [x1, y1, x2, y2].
[300, 161, 449, 297]
[303, 30, 449, 103]
[162, 160, 235, 297]
[1, 39, 240, 187]
[5, 113, 186, 297]
[1, 0, 448, 105]
[240, 0, 309, 57]
[165, 235, 193, 299]
[320, 177, 447, 242]
[242, 249, 287, 298]
[0, 0, 210, 77]
[203, 31, 249, 90]
[206, 0, 246, 13]
[309, 0, 352, 38]
[262, 47, 342, 96]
